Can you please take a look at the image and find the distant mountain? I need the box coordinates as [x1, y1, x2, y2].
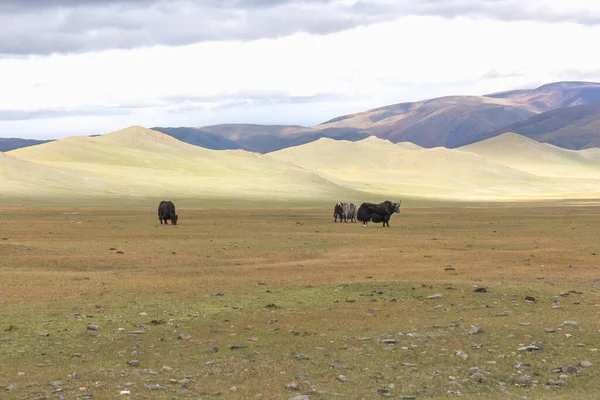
[316, 82, 600, 148]
[491, 103, 600, 149]
[3, 81, 600, 153]
[154, 124, 369, 153]
[485, 81, 600, 113]
[0, 138, 53, 152]
[151, 127, 245, 150]
[318, 96, 536, 148]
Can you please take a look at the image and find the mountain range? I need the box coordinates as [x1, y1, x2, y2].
[3, 81, 600, 153]
[150, 81, 600, 152]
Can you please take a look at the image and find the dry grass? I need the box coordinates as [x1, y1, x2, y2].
[1, 201, 600, 399]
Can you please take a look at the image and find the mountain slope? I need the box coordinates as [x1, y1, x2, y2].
[489, 103, 600, 149]
[485, 81, 600, 113]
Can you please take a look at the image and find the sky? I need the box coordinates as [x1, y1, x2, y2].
[0, 0, 599, 139]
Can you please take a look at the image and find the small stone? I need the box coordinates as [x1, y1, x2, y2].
[469, 327, 484, 335]
[524, 296, 536, 302]
[295, 353, 309, 360]
[127, 360, 139, 367]
[86, 324, 100, 331]
[427, 294, 442, 299]
[545, 328, 556, 333]
[229, 344, 248, 350]
[213, 292, 225, 296]
[515, 375, 531, 386]
[518, 344, 542, 351]
[519, 322, 531, 326]
[177, 333, 191, 340]
[286, 382, 301, 391]
[381, 338, 397, 344]
[336, 375, 349, 382]
[474, 287, 488, 292]
[555, 365, 577, 373]
[580, 361, 592, 368]
[454, 350, 468, 360]
[377, 388, 392, 397]
[5, 385, 16, 392]
[288, 395, 311, 400]
[207, 346, 219, 353]
[144, 384, 167, 390]
[470, 372, 485, 382]
[563, 320, 578, 326]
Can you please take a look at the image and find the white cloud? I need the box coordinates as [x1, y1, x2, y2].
[0, 13, 599, 138]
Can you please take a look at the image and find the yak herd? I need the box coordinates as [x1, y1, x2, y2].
[334, 200, 401, 227]
[158, 199, 401, 227]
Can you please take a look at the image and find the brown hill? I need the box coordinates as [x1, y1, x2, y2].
[318, 96, 535, 148]
[489, 103, 600, 149]
[485, 81, 600, 113]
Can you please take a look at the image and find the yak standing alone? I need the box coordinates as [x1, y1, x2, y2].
[357, 200, 401, 227]
[334, 202, 357, 223]
[158, 200, 178, 225]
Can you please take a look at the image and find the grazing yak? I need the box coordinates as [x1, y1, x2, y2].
[334, 202, 357, 223]
[158, 200, 178, 225]
[343, 202, 357, 223]
[333, 202, 344, 222]
[357, 200, 401, 227]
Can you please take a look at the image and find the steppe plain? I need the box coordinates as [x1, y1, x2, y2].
[2, 126, 600, 399]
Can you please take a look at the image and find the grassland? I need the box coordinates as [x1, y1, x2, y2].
[2, 200, 600, 399]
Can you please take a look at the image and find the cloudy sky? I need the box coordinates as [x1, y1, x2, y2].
[0, 0, 599, 139]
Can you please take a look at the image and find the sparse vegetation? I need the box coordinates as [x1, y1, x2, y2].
[1, 200, 600, 399]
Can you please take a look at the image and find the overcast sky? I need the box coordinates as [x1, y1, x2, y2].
[0, 0, 599, 139]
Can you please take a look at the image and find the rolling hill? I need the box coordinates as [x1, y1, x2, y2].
[3, 126, 600, 202]
[266, 135, 600, 200]
[458, 133, 600, 178]
[7, 126, 369, 201]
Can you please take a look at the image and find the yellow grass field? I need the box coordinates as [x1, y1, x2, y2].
[1, 200, 600, 399]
